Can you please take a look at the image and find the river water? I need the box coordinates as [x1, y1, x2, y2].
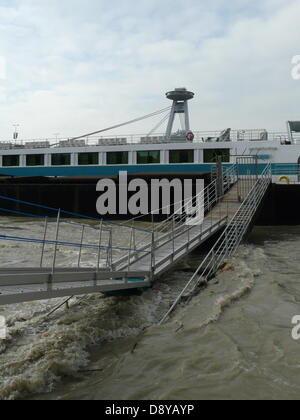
[0, 218, 299, 400]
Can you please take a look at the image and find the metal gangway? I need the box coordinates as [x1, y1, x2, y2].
[0, 163, 271, 306]
[160, 163, 272, 323]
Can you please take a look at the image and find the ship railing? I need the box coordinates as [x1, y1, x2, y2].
[160, 163, 272, 324]
[0, 129, 292, 149]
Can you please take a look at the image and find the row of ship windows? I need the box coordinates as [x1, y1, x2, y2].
[1, 149, 230, 167]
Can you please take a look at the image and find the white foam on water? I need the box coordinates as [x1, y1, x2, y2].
[0, 289, 168, 399]
[1, 218, 299, 400]
[176, 245, 266, 330]
[0, 240, 265, 400]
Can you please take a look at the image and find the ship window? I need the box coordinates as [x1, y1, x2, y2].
[169, 150, 194, 164]
[204, 149, 230, 163]
[51, 153, 71, 166]
[26, 154, 44, 166]
[2, 155, 20, 167]
[78, 152, 99, 165]
[107, 152, 128, 165]
[137, 151, 160, 164]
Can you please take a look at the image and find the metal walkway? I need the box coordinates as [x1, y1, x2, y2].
[0, 162, 271, 306]
[160, 163, 272, 323]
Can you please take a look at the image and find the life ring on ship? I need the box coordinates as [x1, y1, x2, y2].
[278, 176, 290, 184]
[186, 131, 194, 142]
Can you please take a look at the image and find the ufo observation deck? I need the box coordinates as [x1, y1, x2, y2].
[166, 88, 195, 102]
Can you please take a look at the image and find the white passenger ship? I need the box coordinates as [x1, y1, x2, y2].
[0, 88, 299, 179]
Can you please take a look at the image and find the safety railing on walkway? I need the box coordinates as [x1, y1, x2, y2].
[0, 196, 153, 274]
[112, 164, 238, 273]
[160, 163, 272, 324]
[0, 163, 239, 287]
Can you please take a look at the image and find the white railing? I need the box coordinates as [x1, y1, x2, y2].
[0, 129, 290, 150]
[94, 164, 238, 278]
[153, 164, 237, 235]
[0, 205, 153, 274]
[159, 163, 272, 324]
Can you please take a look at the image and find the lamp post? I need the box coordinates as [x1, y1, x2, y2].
[13, 124, 20, 143]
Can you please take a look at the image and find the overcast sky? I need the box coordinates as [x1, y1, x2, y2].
[0, 0, 300, 139]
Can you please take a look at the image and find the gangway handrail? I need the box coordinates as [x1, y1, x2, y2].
[154, 164, 237, 232]
[0, 161, 254, 305]
[0, 206, 113, 233]
[0, 194, 151, 234]
[112, 165, 238, 271]
[0, 234, 150, 255]
[159, 163, 272, 324]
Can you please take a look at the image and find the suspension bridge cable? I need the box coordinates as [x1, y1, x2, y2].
[70, 106, 172, 141]
[146, 112, 171, 137]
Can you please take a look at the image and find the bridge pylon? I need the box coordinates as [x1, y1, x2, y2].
[165, 88, 194, 138]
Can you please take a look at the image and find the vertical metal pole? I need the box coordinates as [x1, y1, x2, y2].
[40, 217, 48, 268]
[97, 220, 103, 271]
[236, 158, 241, 201]
[216, 157, 224, 200]
[172, 216, 175, 260]
[78, 225, 85, 268]
[105, 230, 109, 268]
[127, 227, 133, 271]
[51, 210, 61, 288]
[255, 156, 259, 181]
[132, 223, 136, 253]
[109, 230, 113, 270]
[150, 231, 155, 281]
